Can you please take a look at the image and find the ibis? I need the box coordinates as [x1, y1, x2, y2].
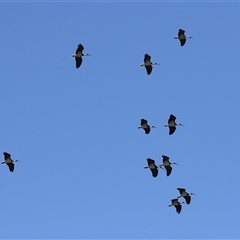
[138, 119, 156, 134]
[174, 29, 193, 46]
[144, 158, 159, 178]
[159, 155, 178, 176]
[164, 114, 184, 135]
[1, 152, 20, 172]
[72, 44, 91, 68]
[140, 54, 159, 75]
[177, 188, 196, 204]
[169, 198, 185, 214]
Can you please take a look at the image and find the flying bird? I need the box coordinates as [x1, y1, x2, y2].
[140, 54, 159, 75]
[144, 158, 160, 178]
[169, 198, 185, 214]
[177, 188, 196, 204]
[159, 155, 178, 176]
[1, 152, 20, 172]
[72, 44, 91, 68]
[164, 114, 184, 135]
[138, 119, 156, 134]
[174, 29, 193, 46]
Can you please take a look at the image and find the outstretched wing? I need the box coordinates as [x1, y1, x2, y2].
[169, 126, 176, 135]
[144, 127, 150, 134]
[75, 57, 83, 68]
[141, 119, 148, 125]
[144, 54, 151, 62]
[145, 65, 152, 75]
[76, 44, 84, 54]
[177, 188, 186, 194]
[7, 162, 14, 172]
[178, 29, 185, 36]
[184, 195, 191, 204]
[168, 114, 176, 124]
[147, 158, 155, 165]
[165, 165, 172, 176]
[175, 204, 182, 214]
[162, 155, 170, 162]
[151, 168, 158, 178]
[180, 38, 186, 46]
[3, 152, 11, 160]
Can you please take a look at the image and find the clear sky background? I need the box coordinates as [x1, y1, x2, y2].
[1, 2, 240, 239]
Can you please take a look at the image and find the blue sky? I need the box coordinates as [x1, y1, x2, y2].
[1, 2, 240, 239]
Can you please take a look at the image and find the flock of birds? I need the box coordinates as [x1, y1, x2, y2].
[2, 29, 195, 214]
[140, 114, 196, 214]
[137, 29, 195, 214]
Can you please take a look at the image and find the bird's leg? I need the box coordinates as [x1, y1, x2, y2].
[158, 164, 165, 171]
[158, 165, 165, 171]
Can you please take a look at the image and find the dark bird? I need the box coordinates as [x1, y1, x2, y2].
[164, 114, 184, 135]
[72, 44, 91, 68]
[169, 198, 185, 214]
[138, 119, 156, 134]
[177, 188, 196, 204]
[144, 158, 160, 178]
[1, 152, 20, 172]
[140, 54, 159, 75]
[159, 155, 178, 176]
[174, 29, 193, 46]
